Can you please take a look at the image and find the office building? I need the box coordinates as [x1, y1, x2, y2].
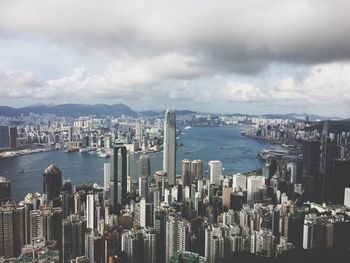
[104, 162, 111, 190]
[182, 159, 192, 188]
[9, 126, 17, 149]
[0, 126, 9, 150]
[43, 164, 62, 201]
[208, 161, 222, 186]
[113, 144, 127, 210]
[247, 176, 265, 201]
[163, 109, 176, 186]
[232, 174, 247, 191]
[0, 177, 11, 203]
[191, 160, 203, 180]
[86, 193, 94, 230]
[139, 153, 151, 200]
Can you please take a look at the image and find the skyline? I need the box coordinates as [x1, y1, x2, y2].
[1, 1, 350, 117]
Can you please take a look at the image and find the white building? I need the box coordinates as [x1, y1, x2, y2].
[209, 160, 222, 186]
[344, 187, 350, 209]
[247, 176, 266, 201]
[232, 173, 247, 191]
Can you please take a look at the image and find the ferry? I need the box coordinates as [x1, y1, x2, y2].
[79, 147, 93, 153]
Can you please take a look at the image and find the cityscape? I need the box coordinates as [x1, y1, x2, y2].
[0, 108, 349, 262]
[1, 1, 350, 263]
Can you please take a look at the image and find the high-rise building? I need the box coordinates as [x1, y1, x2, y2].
[139, 153, 151, 200]
[0, 126, 9, 150]
[302, 140, 321, 201]
[163, 109, 176, 186]
[136, 122, 143, 142]
[247, 176, 265, 201]
[165, 215, 190, 263]
[208, 161, 222, 186]
[232, 174, 247, 191]
[68, 126, 73, 143]
[104, 162, 111, 190]
[0, 177, 11, 203]
[29, 205, 62, 252]
[9, 126, 17, 149]
[332, 159, 350, 204]
[191, 160, 203, 180]
[43, 164, 62, 201]
[113, 144, 127, 211]
[62, 214, 85, 262]
[86, 192, 94, 230]
[344, 187, 350, 209]
[0, 202, 25, 259]
[182, 159, 192, 188]
[85, 230, 103, 263]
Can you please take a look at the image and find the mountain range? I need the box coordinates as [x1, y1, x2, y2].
[0, 103, 343, 120]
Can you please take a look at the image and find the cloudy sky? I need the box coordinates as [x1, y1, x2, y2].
[0, 0, 350, 117]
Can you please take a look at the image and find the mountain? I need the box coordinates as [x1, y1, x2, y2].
[261, 113, 341, 121]
[0, 103, 135, 117]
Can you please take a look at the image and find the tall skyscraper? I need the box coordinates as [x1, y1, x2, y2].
[104, 162, 111, 190]
[163, 109, 176, 186]
[86, 192, 94, 230]
[139, 153, 151, 200]
[43, 164, 62, 201]
[62, 214, 85, 262]
[113, 144, 127, 211]
[208, 160, 222, 186]
[9, 126, 17, 149]
[0, 202, 25, 259]
[182, 159, 192, 188]
[0, 126, 9, 150]
[85, 230, 103, 263]
[191, 160, 203, 180]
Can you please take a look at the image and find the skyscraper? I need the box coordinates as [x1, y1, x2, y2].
[86, 192, 94, 230]
[163, 109, 176, 186]
[9, 126, 17, 149]
[0, 202, 25, 259]
[113, 144, 127, 211]
[0, 177, 11, 203]
[208, 161, 222, 186]
[182, 159, 191, 188]
[0, 126, 9, 150]
[190, 160, 203, 180]
[43, 164, 62, 201]
[139, 153, 151, 200]
[104, 162, 111, 190]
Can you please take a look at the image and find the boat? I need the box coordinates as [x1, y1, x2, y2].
[184, 126, 192, 130]
[98, 152, 110, 158]
[79, 147, 93, 153]
[64, 148, 79, 153]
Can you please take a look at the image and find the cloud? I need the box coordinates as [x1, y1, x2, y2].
[1, 62, 349, 112]
[1, 0, 350, 75]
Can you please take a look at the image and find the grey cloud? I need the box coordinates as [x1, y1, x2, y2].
[1, 1, 350, 75]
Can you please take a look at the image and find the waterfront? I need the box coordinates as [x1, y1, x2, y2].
[0, 125, 278, 201]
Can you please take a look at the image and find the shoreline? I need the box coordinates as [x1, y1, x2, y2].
[0, 147, 56, 159]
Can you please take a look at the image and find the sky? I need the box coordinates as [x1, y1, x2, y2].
[0, 0, 350, 117]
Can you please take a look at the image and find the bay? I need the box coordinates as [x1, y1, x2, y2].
[0, 125, 276, 201]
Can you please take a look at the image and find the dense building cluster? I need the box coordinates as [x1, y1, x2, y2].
[0, 110, 349, 263]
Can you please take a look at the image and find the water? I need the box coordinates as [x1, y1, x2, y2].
[0, 125, 276, 201]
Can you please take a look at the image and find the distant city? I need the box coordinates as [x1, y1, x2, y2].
[0, 106, 349, 263]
